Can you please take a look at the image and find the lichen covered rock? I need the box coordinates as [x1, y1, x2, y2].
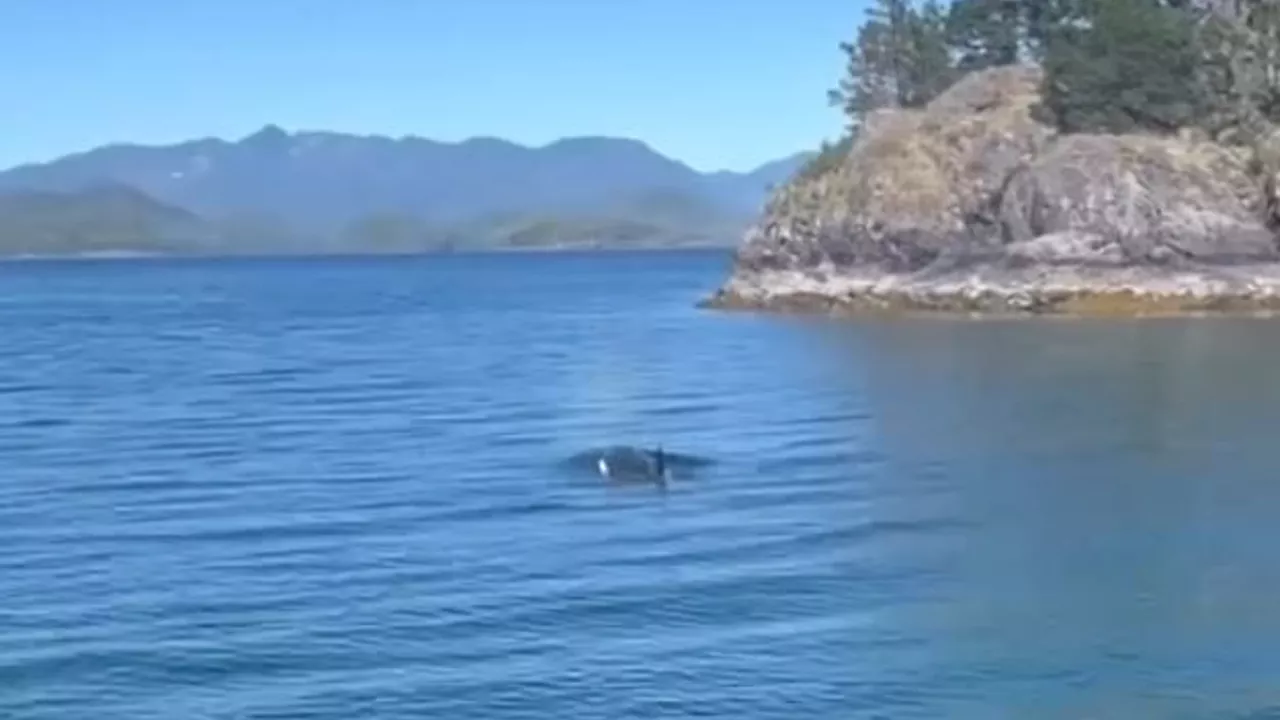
[710, 66, 1280, 317]
[999, 133, 1275, 265]
[736, 66, 1053, 275]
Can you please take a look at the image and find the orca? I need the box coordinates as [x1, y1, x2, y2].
[562, 445, 713, 484]
[595, 445, 668, 483]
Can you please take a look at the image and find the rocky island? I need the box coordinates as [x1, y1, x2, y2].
[705, 0, 1280, 317]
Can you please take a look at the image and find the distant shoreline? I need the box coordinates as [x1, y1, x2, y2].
[0, 244, 736, 263]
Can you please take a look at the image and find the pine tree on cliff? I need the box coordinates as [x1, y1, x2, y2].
[1194, 2, 1266, 141]
[828, 0, 954, 128]
[1246, 0, 1280, 121]
[872, 0, 912, 104]
[947, 0, 1023, 69]
[829, 17, 898, 126]
[1022, 0, 1097, 61]
[1036, 0, 1204, 134]
[947, 0, 1090, 67]
[1200, 0, 1280, 127]
[904, 1, 956, 105]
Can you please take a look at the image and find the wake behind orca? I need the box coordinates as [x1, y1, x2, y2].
[561, 445, 714, 484]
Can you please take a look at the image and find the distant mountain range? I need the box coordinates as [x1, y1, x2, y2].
[0, 185, 216, 257]
[0, 126, 811, 255]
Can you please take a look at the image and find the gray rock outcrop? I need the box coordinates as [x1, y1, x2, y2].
[706, 66, 1280, 316]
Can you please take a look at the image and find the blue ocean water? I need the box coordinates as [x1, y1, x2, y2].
[4, 250, 1280, 719]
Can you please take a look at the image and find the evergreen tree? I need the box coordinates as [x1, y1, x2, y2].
[1036, 0, 1203, 133]
[828, 0, 956, 129]
[866, 0, 914, 106]
[1023, 0, 1098, 61]
[1236, 0, 1280, 122]
[905, 1, 957, 104]
[823, 0, 1280, 144]
[828, 18, 900, 128]
[1188, 1, 1280, 144]
[947, 0, 1022, 70]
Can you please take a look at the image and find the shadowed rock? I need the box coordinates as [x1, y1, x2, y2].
[999, 133, 1277, 266]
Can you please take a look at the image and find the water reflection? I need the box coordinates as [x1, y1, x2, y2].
[803, 317, 1280, 716]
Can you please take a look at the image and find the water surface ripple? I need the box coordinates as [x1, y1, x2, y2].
[3, 251, 1280, 719]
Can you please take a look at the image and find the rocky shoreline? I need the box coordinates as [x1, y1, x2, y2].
[701, 264, 1280, 317]
[704, 66, 1280, 318]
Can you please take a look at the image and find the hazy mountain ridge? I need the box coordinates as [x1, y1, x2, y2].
[0, 184, 218, 256]
[0, 127, 810, 254]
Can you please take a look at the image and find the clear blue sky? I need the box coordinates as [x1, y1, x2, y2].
[1, 0, 867, 173]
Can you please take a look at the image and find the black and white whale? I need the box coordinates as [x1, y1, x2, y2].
[596, 445, 668, 482]
[562, 445, 713, 484]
